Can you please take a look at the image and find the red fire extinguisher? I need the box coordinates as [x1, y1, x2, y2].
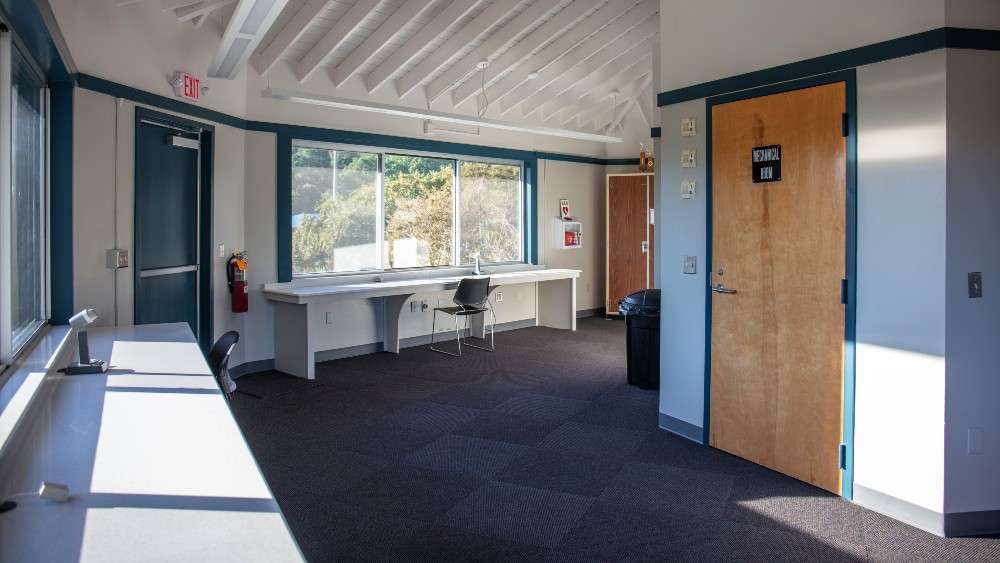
[227, 251, 249, 313]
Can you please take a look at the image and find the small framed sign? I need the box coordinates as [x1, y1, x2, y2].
[752, 144, 781, 183]
[559, 198, 571, 220]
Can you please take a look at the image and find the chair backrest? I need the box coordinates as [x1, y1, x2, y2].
[208, 331, 240, 378]
[453, 277, 490, 308]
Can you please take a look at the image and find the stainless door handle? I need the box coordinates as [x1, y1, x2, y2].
[711, 284, 737, 294]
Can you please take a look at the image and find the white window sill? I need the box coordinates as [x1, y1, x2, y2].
[0, 325, 74, 462]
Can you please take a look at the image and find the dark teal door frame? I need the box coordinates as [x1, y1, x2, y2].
[703, 69, 858, 499]
[133, 107, 214, 352]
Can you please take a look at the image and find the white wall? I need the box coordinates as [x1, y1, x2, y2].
[943, 48, 1000, 515]
[854, 51, 947, 514]
[659, 0, 946, 92]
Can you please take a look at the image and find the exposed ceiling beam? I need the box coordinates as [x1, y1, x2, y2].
[250, 0, 332, 76]
[161, 0, 202, 10]
[331, 0, 434, 87]
[176, 0, 235, 22]
[560, 65, 650, 125]
[451, 0, 635, 108]
[521, 30, 656, 115]
[395, 0, 523, 99]
[636, 87, 652, 127]
[263, 87, 624, 143]
[604, 98, 636, 132]
[595, 97, 633, 131]
[365, 0, 480, 94]
[207, 0, 289, 79]
[423, 0, 569, 104]
[532, 36, 652, 119]
[547, 51, 650, 122]
[294, 0, 380, 83]
[503, 5, 657, 115]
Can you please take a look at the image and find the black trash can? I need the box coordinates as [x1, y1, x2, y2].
[618, 289, 660, 390]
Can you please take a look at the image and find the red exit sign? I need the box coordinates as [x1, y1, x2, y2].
[172, 72, 201, 102]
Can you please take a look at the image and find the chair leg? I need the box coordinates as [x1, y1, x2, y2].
[429, 310, 462, 357]
[464, 306, 496, 352]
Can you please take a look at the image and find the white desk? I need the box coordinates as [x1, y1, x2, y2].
[264, 268, 581, 379]
[0, 323, 303, 563]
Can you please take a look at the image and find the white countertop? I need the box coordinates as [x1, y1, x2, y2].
[263, 267, 581, 304]
[0, 323, 303, 563]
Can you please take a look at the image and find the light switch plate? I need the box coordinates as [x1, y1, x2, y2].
[681, 149, 697, 168]
[683, 256, 697, 274]
[682, 179, 696, 199]
[681, 118, 697, 137]
[218, 244, 226, 258]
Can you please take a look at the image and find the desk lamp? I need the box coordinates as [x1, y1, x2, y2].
[64, 308, 107, 375]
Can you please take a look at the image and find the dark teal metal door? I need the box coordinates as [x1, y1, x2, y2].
[134, 117, 201, 337]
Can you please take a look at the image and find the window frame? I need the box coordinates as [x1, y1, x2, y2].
[290, 140, 525, 279]
[0, 23, 50, 367]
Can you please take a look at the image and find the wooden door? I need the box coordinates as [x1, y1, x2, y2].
[709, 82, 846, 493]
[607, 175, 649, 312]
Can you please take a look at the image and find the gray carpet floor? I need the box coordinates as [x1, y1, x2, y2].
[231, 318, 1000, 562]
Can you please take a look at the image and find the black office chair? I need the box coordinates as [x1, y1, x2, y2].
[208, 331, 258, 400]
[430, 277, 496, 357]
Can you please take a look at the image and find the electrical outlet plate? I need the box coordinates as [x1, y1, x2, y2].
[682, 180, 696, 199]
[495, 292, 503, 302]
[681, 118, 696, 137]
[681, 149, 697, 168]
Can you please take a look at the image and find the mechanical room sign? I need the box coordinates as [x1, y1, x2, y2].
[751, 144, 782, 183]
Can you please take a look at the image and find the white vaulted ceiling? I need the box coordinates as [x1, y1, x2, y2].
[121, 0, 659, 136]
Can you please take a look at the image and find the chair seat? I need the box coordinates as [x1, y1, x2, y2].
[435, 305, 488, 316]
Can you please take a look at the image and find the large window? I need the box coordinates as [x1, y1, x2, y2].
[1, 34, 48, 363]
[291, 142, 522, 276]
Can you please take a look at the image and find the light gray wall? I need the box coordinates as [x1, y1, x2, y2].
[943, 48, 1000, 515]
[537, 159, 607, 312]
[656, 99, 707, 430]
[854, 51, 948, 514]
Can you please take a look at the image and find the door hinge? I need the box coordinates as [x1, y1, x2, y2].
[841, 112, 849, 137]
[840, 279, 848, 304]
[839, 443, 848, 470]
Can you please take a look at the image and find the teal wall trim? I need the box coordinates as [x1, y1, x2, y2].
[71, 72, 620, 280]
[658, 27, 1000, 107]
[275, 132, 293, 282]
[1, 1, 70, 82]
[703, 69, 858, 498]
[76, 73, 246, 129]
[74, 73, 631, 167]
[49, 81, 73, 323]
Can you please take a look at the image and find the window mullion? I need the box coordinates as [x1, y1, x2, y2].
[453, 160, 460, 267]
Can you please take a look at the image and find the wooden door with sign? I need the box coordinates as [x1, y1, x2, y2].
[709, 82, 846, 494]
[607, 174, 652, 313]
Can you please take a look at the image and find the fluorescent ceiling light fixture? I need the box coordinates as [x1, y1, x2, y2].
[263, 88, 623, 144]
[209, 0, 288, 79]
